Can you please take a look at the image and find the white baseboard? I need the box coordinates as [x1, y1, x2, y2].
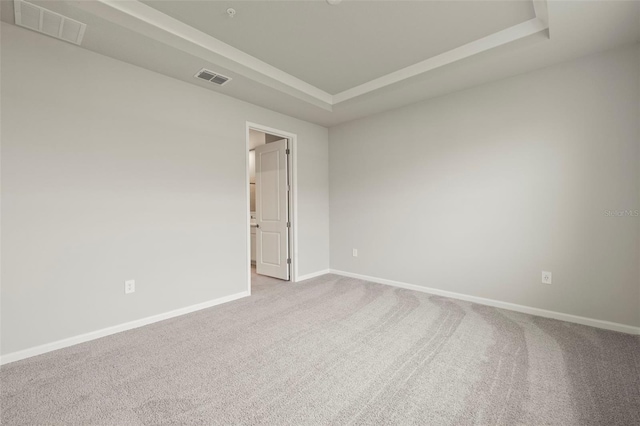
[0, 291, 250, 366]
[296, 269, 331, 282]
[330, 269, 640, 335]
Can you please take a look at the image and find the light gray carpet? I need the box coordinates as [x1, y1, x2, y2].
[1, 271, 639, 425]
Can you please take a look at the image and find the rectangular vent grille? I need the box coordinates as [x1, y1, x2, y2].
[195, 68, 232, 86]
[14, 0, 86, 45]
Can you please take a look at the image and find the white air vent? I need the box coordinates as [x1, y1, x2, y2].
[14, 0, 86, 45]
[195, 68, 232, 86]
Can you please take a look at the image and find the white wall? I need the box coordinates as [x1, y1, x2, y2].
[248, 129, 266, 150]
[0, 23, 330, 356]
[330, 44, 640, 328]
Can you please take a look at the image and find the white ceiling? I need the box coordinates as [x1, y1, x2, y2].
[140, 0, 535, 94]
[1, 1, 639, 127]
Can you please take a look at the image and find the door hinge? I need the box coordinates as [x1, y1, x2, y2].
[285, 148, 290, 155]
[287, 258, 291, 264]
[286, 221, 291, 228]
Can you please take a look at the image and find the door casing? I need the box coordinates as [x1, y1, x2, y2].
[245, 122, 298, 293]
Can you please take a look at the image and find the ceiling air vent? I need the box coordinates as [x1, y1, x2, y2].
[14, 0, 86, 45]
[195, 68, 232, 86]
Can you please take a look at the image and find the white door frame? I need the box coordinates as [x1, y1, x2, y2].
[245, 122, 298, 293]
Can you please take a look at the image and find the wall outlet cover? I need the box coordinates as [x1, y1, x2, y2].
[352, 249, 358, 257]
[125, 279, 135, 294]
[542, 271, 552, 285]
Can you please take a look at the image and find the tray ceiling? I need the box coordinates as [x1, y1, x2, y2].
[1, 1, 639, 127]
[140, 0, 536, 94]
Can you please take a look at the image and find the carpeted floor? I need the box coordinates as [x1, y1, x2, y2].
[1, 271, 639, 425]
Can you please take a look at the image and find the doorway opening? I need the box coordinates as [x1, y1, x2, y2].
[246, 122, 298, 294]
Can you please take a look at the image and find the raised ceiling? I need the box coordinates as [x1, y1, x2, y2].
[1, 1, 639, 127]
[140, 0, 536, 94]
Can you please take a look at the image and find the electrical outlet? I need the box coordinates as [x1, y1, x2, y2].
[542, 271, 552, 285]
[125, 279, 135, 294]
[352, 248, 358, 257]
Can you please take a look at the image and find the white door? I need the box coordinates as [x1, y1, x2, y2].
[255, 139, 290, 280]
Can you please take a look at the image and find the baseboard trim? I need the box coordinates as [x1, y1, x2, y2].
[296, 269, 331, 282]
[0, 291, 250, 366]
[330, 269, 640, 335]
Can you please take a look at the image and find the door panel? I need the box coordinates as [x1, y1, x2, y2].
[261, 232, 281, 265]
[259, 150, 280, 221]
[255, 139, 289, 280]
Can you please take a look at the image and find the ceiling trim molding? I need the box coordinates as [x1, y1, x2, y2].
[84, 0, 549, 108]
[92, 0, 334, 105]
[332, 17, 548, 104]
[533, 0, 549, 27]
